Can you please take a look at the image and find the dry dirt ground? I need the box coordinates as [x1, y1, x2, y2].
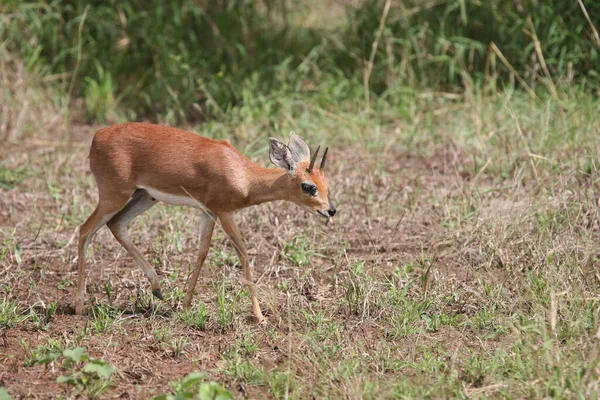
[0, 124, 599, 399]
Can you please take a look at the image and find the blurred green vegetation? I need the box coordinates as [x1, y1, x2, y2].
[1, 0, 598, 122]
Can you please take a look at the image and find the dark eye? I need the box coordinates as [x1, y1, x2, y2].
[301, 183, 317, 197]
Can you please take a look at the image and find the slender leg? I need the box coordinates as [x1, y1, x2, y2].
[76, 194, 131, 315]
[106, 189, 161, 298]
[183, 210, 216, 308]
[218, 212, 265, 323]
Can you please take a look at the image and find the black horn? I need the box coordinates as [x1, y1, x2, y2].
[320, 147, 328, 170]
[308, 146, 320, 173]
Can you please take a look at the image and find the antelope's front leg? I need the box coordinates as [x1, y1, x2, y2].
[218, 213, 265, 323]
[183, 210, 216, 308]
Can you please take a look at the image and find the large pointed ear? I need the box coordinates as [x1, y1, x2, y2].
[288, 131, 310, 163]
[269, 138, 296, 173]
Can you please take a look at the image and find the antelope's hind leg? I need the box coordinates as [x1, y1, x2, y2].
[76, 193, 133, 315]
[106, 189, 162, 299]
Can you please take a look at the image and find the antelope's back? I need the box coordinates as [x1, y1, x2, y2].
[89, 123, 254, 209]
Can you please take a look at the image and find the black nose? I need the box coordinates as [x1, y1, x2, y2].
[328, 207, 336, 217]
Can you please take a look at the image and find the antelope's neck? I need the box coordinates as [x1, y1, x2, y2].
[246, 165, 295, 206]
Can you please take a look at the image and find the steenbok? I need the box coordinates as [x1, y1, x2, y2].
[76, 123, 335, 322]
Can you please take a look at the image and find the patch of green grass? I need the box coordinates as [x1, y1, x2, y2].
[301, 309, 340, 342]
[88, 303, 121, 334]
[0, 298, 28, 329]
[283, 234, 323, 267]
[153, 326, 172, 344]
[383, 282, 434, 339]
[215, 281, 240, 333]
[230, 331, 259, 358]
[180, 302, 209, 331]
[168, 336, 189, 359]
[421, 311, 462, 333]
[222, 358, 265, 387]
[0, 164, 30, 190]
[265, 369, 295, 399]
[0, 231, 21, 266]
[342, 261, 369, 316]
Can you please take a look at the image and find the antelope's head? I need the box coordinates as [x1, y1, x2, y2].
[269, 132, 336, 218]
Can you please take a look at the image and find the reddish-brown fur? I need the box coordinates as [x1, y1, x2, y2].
[76, 122, 333, 323]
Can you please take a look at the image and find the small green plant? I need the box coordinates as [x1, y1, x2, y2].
[266, 370, 294, 399]
[57, 347, 115, 399]
[223, 358, 265, 386]
[238, 331, 259, 357]
[103, 281, 113, 305]
[301, 309, 342, 344]
[0, 231, 21, 265]
[168, 337, 189, 359]
[170, 287, 186, 302]
[29, 301, 57, 331]
[0, 298, 28, 328]
[344, 261, 368, 316]
[467, 305, 507, 336]
[216, 282, 236, 332]
[276, 279, 289, 292]
[0, 164, 29, 190]
[227, 331, 259, 358]
[344, 277, 365, 316]
[57, 275, 73, 292]
[21, 338, 63, 367]
[181, 302, 209, 331]
[154, 326, 172, 344]
[153, 372, 232, 400]
[89, 303, 119, 334]
[283, 235, 322, 267]
[386, 287, 433, 339]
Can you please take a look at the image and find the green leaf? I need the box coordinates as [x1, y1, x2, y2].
[197, 382, 232, 400]
[83, 360, 115, 379]
[63, 347, 87, 363]
[0, 387, 11, 400]
[180, 372, 206, 390]
[57, 374, 76, 385]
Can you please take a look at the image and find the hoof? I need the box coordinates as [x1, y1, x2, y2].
[75, 301, 85, 316]
[152, 289, 164, 300]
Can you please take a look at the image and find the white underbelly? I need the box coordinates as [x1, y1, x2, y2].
[140, 186, 207, 209]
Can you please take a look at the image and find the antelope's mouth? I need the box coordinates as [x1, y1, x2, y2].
[316, 210, 330, 218]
